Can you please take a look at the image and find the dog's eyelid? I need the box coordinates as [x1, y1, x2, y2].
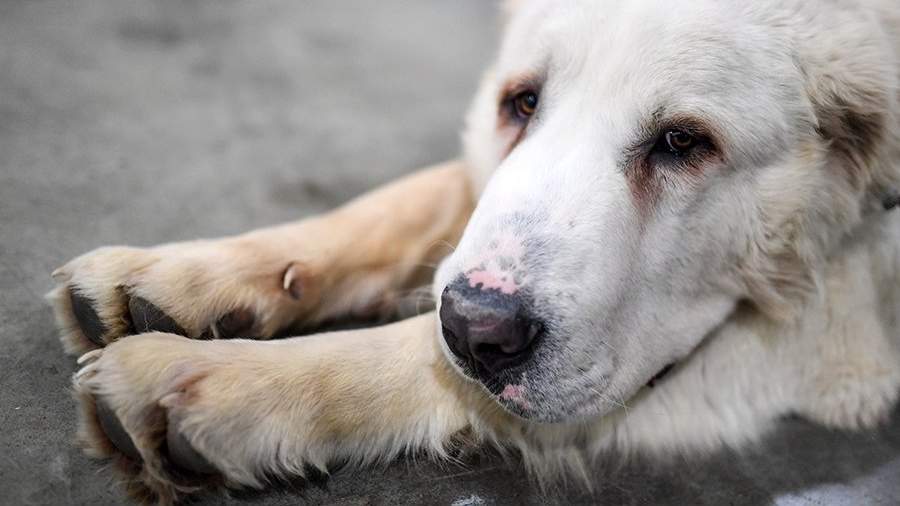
[496, 74, 545, 158]
[642, 108, 720, 146]
[498, 74, 544, 108]
[622, 117, 723, 177]
[650, 121, 721, 161]
[658, 119, 716, 144]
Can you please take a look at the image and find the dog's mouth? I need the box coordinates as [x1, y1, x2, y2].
[646, 363, 676, 388]
[441, 320, 682, 421]
[464, 362, 677, 422]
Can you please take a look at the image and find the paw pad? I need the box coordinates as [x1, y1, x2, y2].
[95, 398, 142, 461]
[166, 423, 218, 475]
[69, 291, 107, 347]
[129, 296, 186, 335]
[92, 395, 218, 475]
[209, 308, 256, 339]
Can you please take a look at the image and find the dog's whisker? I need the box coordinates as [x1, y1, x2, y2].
[588, 385, 629, 413]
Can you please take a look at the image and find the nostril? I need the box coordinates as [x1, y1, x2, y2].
[493, 318, 542, 354]
[470, 318, 543, 373]
[473, 342, 509, 365]
[474, 342, 521, 363]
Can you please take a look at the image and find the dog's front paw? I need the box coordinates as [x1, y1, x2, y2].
[73, 334, 224, 503]
[804, 364, 900, 430]
[73, 334, 311, 504]
[48, 241, 309, 354]
[72, 314, 470, 504]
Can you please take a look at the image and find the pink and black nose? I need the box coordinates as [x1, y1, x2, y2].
[440, 278, 543, 376]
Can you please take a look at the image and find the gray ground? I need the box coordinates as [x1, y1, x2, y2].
[2, 1, 899, 505]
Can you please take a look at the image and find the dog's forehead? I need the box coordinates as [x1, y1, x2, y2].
[498, 0, 804, 157]
[500, 0, 757, 84]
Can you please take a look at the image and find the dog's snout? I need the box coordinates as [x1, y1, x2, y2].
[440, 277, 542, 376]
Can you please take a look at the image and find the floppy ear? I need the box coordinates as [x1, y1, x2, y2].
[810, 82, 891, 188]
[805, 41, 900, 196]
[743, 31, 900, 319]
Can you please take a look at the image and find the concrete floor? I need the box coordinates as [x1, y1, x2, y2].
[2, 1, 900, 504]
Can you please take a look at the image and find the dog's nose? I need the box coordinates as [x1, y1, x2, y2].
[439, 278, 542, 375]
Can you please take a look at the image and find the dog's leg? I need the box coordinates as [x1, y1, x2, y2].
[48, 160, 475, 354]
[794, 249, 900, 430]
[72, 312, 494, 504]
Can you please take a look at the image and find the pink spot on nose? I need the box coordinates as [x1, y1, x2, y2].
[467, 269, 518, 295]
[500, 384, 525, 400]
[499, 384, 532, 410]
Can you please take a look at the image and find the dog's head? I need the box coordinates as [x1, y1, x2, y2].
[435, 0, 899, 422]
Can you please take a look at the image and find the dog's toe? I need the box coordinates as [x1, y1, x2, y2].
[94, 392, 218, 475]
[81, 385, 222, 503]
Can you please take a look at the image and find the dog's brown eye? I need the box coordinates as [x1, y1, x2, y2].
[663, 129, 697, 155]
[513, 91, 539, 119]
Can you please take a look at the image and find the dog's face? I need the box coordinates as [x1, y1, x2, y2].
[435, 0, 891, 422]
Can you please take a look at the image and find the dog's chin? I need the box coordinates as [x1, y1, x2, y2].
[475, 362, 681, 424]
[441, 359, 613, 423]
[459, 368, 618, 423]
[489, 387, 619, 423]
[441, 356, 546, 419]
[440, 343, 677, 424]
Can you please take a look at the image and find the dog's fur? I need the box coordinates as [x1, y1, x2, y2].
[49, 0, 900, 503]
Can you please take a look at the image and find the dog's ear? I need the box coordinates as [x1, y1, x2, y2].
[805, 43, 899, 193]
[810, 83, 890, 188]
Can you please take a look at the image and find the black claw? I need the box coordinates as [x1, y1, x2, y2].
[212, 309, 256, 339]
[95, 398, 142, 461]
[129, 296, 186, 335]
[69, 291, 107, 347]
[166, 423, 218, 475]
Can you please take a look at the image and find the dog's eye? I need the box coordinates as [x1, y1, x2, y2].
[512, 91, 539, 119]
[659, 129, 697, 156]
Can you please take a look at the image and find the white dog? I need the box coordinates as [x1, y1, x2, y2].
[49, 0, 900, 503]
